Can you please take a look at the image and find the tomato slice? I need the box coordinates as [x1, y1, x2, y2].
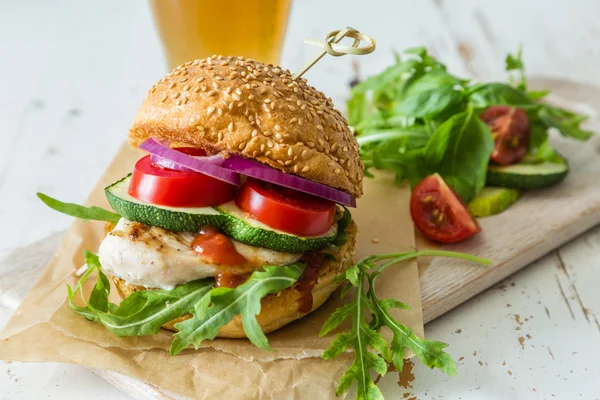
[129, 148, 236, 207]
[480, 106, 530, 165]
[235, 179, 336, 237]
[410, 174, 481, 243]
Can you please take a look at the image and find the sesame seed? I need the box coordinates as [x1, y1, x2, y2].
[343, 146, 349, 152]
[270, 102, 276, 110]
[217, 108, 223, 116]
[285, 160, 292, 165]
[275, 133, 282, 140]
[171, 92, 180, 99]
[298, 119, 303, 126]
[193, 87, 201, 93]
[218, 132, 224, 141]
[182, 97, 188, 104]
[264, 99, 271, 103]
[228, 122, 234, 132]
[251, 130, 258, 137]
[232, 93, 241, 101]
[277, 160, 284, 166]
[183, 85, 190, 91]
[235, 88, 242, 95]
[238, 142, 246, 150]
[288, 148, 293, 156]
[317, 125, 324, 131]
[334, 168, 341, 174]
[169, 82, 176, 89]
[175, 99, 182, 106]
[275, 125, 282, 131]
[160, 95, 167, 102]
[267, 140, 274, 148]
[293, 165, 298, 173]
[302, 166, 310, 172]
[318, 138, 324, 146]
[307, 142, 315, 148]
[207, 106, 215, 115]
[260, 144, 265, 152]
[301, 149, 308, 157]
[248, 94, 255, 100]
[290, 118, 297, 124]
[263, 131, 272, 137]
[207, 90, 216, 97]
[229, 102, 235, 110]
[225, 87, 232, 95]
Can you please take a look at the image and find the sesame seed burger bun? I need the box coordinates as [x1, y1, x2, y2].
[129, 56, 363, 198]
[112, 220, 357, 338]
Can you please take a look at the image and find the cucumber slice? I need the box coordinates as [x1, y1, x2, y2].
[105, 175, 337, 252]
[468, 187, 520, 217]
[486, 158, 569, 189]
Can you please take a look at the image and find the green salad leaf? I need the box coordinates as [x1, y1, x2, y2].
[38, 193, 121, 224]
[321, 250, 490, 399]
[170, 264, 305, 355]
[351, 47, 593, 202]
[67, 252, 213, 336]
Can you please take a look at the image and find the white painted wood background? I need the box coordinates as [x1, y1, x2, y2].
[1, 0, 600, 399]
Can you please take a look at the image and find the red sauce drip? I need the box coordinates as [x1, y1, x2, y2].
[296, 254, 322, 313]
[191, 226, 247, 266]
[215, 272, 251, 288]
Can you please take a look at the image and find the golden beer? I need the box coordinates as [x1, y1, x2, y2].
[150, 0, 291, 69]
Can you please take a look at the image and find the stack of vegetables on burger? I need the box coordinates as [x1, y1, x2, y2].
[351, 47, 593, 243]
[39, 55, 489, 399]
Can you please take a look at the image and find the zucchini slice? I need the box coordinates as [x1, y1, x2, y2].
[105, 175, 337, 253]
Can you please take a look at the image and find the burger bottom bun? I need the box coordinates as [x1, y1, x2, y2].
[112, 220, 357, 338]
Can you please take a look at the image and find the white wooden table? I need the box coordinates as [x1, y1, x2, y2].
[2, 1, 600, 399]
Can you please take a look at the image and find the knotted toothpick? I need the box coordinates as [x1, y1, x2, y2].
[292, 27, 376, 80]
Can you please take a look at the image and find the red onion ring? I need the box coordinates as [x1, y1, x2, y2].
[222, 155, 356, 207]
[139, 139, 240, 186]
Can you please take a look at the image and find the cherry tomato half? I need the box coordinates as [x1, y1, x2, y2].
[480, 106, 530, 165]
[235, 179, 336, 237]
[410, 173, 481, 243]
[128, 148, 236, 207]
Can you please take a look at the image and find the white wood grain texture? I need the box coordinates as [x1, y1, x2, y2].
[2, 0, 600, 399]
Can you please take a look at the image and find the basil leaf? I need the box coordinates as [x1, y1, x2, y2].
[402, 70, 465, 98]
[468, 82, 532, 107]
[170, 264, 305, 355]
[38, 193, 121, 224]
[538, 105, 593, 140]
[396, 85, 464, 118]
[505, 46, 527, 91]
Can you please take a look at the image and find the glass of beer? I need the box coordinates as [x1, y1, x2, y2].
[150, 0, 292, 70]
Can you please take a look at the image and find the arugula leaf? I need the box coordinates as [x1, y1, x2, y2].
[38, 193, 121, 224]
[322, 250, 490, 399]
[321, 287, 389, 399]
[367, 275, 455, 375]
[538, 105, 593, 140]
[67, 252, 214, 336]
[170, 264, 305, 355]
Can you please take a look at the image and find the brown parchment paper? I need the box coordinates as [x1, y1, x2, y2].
[0, 143, 422, 399]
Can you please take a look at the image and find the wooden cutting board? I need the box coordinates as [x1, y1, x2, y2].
[1, 78, 599, 398]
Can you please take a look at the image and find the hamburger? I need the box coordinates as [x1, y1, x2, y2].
[59, 55, 364, 346]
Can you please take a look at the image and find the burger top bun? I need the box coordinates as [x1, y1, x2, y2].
[129, 55, 363, 198]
